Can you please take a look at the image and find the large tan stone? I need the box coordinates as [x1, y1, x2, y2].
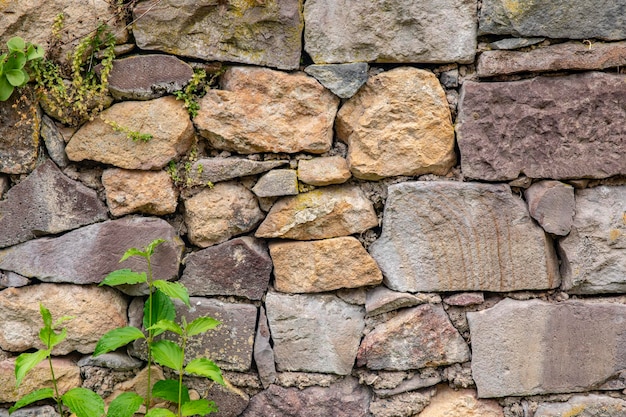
[66, 96, 194, 170]
[194, 67, 339, 154]
[255, 185, 378, 240]
[336, 67, 456, 180]
[270, 237, 382, 293]
[419, 384, 504, 417]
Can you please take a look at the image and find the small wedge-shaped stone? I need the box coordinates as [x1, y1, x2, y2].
[304, 63, 369, 99]
[252, 169, 299, 198]
[191, 158, 288, 184]
[336, 67, 456, 180]
[0, 217, 183, 285]
[468, 298, 626, 397]
[524, 180, 575, 236]
[0, 358, 80, 403]
[270, 237, 382, 293]
[357, 304, 469, 371]
[66, 96, 194, 170]
[254, 307, 277, 389]
[0, 284, 127, 354]
[419, 385, 504, 417]
[535, 394, 626, 417]
[255, 185, 378, 240]
[0, 159, 108, 248]
[194, 67, 339, 154]
[370, 181, 559, 292]
[297, 156, 351, 186]
[365, 287, 428, 316]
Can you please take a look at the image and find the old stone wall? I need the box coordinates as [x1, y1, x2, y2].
[1, 0, 625, 416]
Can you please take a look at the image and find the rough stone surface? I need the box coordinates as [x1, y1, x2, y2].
[369, 390, 433, 417]
[443, 292, 485, 307]
[270, 236, 382, 293]
[77, 352, 143, 371]
[205, 381, 250, 417]
[369, 181, 559, 292]
[336, 67, 456, 180]
[252, 169, 299, 198]
[0, 406, 59, 417]
[102, 168, 178, 216]
[184, 182, 264, 248]
[0, 272, 30, 288]
[191, 158, 288, 184]
[194, 67, 339, 154]
[479, 0, 626, 40]
[478, 41, 626, 77]
[107, 54, 194, 100]
[0, 284, 127, 354]
[304, 0, 476, 64]
[534, 394, 626, 417]
[297, 156, 351, 186]
[357, 304, 470, 370]
[304, 63, 368, 99]
[457, 72, 626, 181]
[0, 217, 183, 286]
[253, 307, 276, 389]
[489, 37, 545, 50]
[373, 372, 442, 398]
[132, 0, 303, 70]
[265, 291, 365, 375]
[467, 298, 626, 397]
[365, 287, 431, 316]
[180, 237, 272, 300]
[0, 87, 40, 174]
[524, 180, 575, 236]
[419, 384, 504, 417]
[558, 185, 626, 294]
[0, 358, 80, 403]
[0, 159, 108, 248]
[0, 176, 8, 198]
[40, 115, 70, 168]
[241, 377, 370, 417]
[66, 96, 194, 170]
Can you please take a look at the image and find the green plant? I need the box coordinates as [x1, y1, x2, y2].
[103, 117, 153, 142]
[174, 67, 224, 118]
[0, 37, 44, 101]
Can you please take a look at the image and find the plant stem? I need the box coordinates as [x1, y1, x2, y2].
[178, 334, 187, 417]
[146, 256, 154, 409]
[47, 350, 64, 417]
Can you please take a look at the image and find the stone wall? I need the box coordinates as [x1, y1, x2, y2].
[1, 0, 626, 416]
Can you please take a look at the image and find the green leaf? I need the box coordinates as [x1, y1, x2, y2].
[145, 290, 176, 334]
[152, 379, 190, 404]
[61, 387, 105, 417]
[0, 76, 14, 101]
[5, 68, 26, 86]
[151, 340, 184, 371]
[26, 44, 44, 60]
[182, 399, 218, 416]
[39, 326, 67, 350]
[145, 409, 176, 417]
[100, 269, 147, 287]
[5, 52, 26, 71]
[185, 358, 224, 386]
[148, 319, 183, 336]
[145, 239, 166, 257]
[7, 37, 25, 52]
[8, 388, 55, 413]
[106, 392, 143, 417]
[53, 315, 74, 328]
[153, 280, 190, 308]
[93, 326, 145, 357]
[15, 350, 49, 387]
[186, 317, 220, 337]
[119, 247, 147, 262]
[40, 304, 52, 329]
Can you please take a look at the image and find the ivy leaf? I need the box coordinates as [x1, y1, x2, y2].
[151, 340, 183, 371]
[145, 239, 166, 257]
[61, 387, 105, 417]
[152, 379, 190, 404]
[186, 317, 220, 337]
[147, 319, 183, 336]
[145, 409, 176, 417]
[185, 358, 224, 386]
[119, 247, 147, 262]
[93, 326, 145, 357]
[145, 290, 176, 334]
[15, 350, 49, 387]
[100, 269, 147, 287]
[153, 280, 190, 308]
[181, 399, 218, 416]
[8, 388, 55, 413]
[106, 392, 143, 417]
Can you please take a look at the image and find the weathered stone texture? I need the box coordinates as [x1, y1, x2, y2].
[336, 67, 456, 180]
[40, 115, 70, 168]
[132, 0, 303, 70]
[559, 185, 626, 294]
[66, 96, 194, 170]
[269, 237, 382, 293]
[419, 385, 504, 417]
[191, 158, 288, 185]
[265, 291, 365, 375]
[180, 237, 272, 300]
[457, 72, 626, 180]
[0, 405, 59, 417]
[253, 307, 277, 389]
[365, 287, 432, 316]
[489, 37, 545, 50]
[534, 394, 626, 417]
[252, 169, 298, 198]
[0, 284, 127, 354]
[0, 160, 108, 248]
[369, 182, 559, 292]
[467, 298, 626, 397]
[297, 156, 351, 186]
[255, 185, 378, 240]
[443, 292, 484, 307]
[184, 182, 264, 248]
[304, 0, 476, 63]
[524, 180, 575, 236]
[478, 41, 626, 77]
[479, 0, 626, 40]
[357, 304, 469, 371]
[0, 88, 40, 174]
[369, 390, 433, 417]
[194, 67, 339, 154]
[0, 358, 80, 403]
[304, 63, 368, 99]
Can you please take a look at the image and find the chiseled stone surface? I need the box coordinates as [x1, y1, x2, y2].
[132, 0, 303, 70]
[297, 156, 351, 186]
[369, 182, 559, 292]
[102, 168, 178, 217]
[252, 169, 299, 198]
[0, 217, 183, 285]
[66, 96, 194, 170]
[184, 182, 264, 248]
[0, 358, 80, 403]
[269, 237, 382, 293]
[304, 63, 369, 99]
[191, 158, 288, 185]
[457, 72, 626, 180]
[304, 0, 476, 64]
[180, 237, 272, 300]
[255, 185, 378, 240]
[336, 67, 456, 180]
[0, 284, 127, 354]
[534, 394, 626, 417]
[524, 180, 575, 236]
[419, 384, 504, 417]
[357, 304, 469, 371]
[194, 66, 339, 154]
[479, 0, 626, 40]
[0, 159, 108, 248]
[467, 298, 626, 398]
[558, 185, 626, 294]
[478, 41, 626, 77]
[0, 87, 40, 174]
[265, 291, 365, 375]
